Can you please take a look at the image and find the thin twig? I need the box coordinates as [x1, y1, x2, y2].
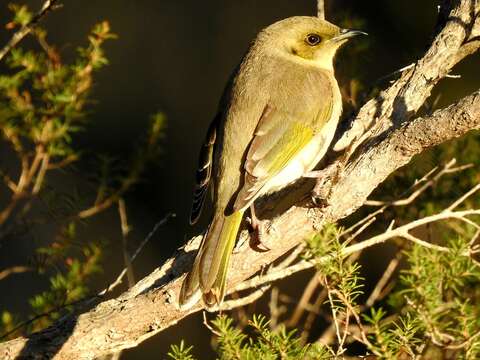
[202, 312, 221, 336]
[343, 216, 376, 246]
[211, 285, 270, 312]
[401, 232, 450, 253]
[365, 250, 403, 307]
[343, 160, 463, 236]
[268, 287, 288, 331]
[301, 287, 328, 343]
[0, 296, 89, 340]
[77, 179, 135, 219]
[363, 159, 467, 207]
[228, 291, 250, 328]
[111, 195, 131, 360]
[0, 149, 40, 225]
[32, 154, 49, 195]
[447, 183, 480, 211]
[446, 329, 480, 350]
[0, 0, 61, 62]
[99, 213, 175, 296]
[315, 250, 364, 347]
[286, 272, 320, 327]
[46, 154, 78, 170]
[118, 198, 135, 288]
[0, 172, 18, 193]
[274, 243, 306, 270]
[375, 63, 415, 84]
[325, 279, 344, 353]
[332, 290, 377, 353]
[0, 265, 32, 281]
[344, 209, 480, 256]
[317, 0, 326, 20]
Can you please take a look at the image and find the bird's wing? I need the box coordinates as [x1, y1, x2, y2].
[189, 114, 220, 224]
[233, 70, 335, 211]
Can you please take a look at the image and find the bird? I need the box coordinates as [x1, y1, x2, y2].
[179, 16, 366, 309]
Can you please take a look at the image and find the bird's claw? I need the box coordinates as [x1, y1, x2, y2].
[248, 217, 271, 252]
[311, 194, 328, 208]
[307, 162, 342, 207]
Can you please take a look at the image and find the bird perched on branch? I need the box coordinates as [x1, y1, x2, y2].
[180, 16, 366, 309]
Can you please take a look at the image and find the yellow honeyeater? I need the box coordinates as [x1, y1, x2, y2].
[180, 16, 366, 308]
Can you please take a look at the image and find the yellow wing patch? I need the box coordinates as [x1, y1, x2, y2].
[233, 121, 313, 211]
[262, 122, 313, 176]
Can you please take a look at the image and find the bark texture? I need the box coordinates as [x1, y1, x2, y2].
[1, 0, 479, 358]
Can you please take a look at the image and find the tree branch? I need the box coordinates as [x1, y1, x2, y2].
[334, 0, 480, 152]
[1, 0, 479, 358]
[0, 0, 61, 62]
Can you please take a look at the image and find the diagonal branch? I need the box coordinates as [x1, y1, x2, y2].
[0, 0, 61, 62]
[334, 0, 480, 153]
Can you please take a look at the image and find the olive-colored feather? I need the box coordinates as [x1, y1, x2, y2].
[201, 211, 244, 305]
[179, 16, 365, 308]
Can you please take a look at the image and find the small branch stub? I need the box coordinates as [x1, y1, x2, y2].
[317, 0, 326, 20]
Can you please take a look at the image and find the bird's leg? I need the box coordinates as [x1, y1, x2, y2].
[303, 169, 329, 178]
[305, 161, 343, 206]
[303, 161, 340, 179]
[247, 204, 270, 252]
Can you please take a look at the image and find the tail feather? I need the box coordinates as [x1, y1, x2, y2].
[180, 210, 244, 308]
[204, 213, 243, 306]
[178, 237, 204, 309]
[199, 211, 243, 289]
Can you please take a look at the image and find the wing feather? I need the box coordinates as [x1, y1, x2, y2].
[190, 114, 219, 224]
[233, 69, 336, 212]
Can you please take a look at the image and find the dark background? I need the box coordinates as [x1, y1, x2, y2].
[0, 0, 479, 358]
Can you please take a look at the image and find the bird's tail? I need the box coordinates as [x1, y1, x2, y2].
[179, 210, 244, 308]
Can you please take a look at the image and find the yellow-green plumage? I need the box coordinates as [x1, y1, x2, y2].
[179, 16, 365, 309]
[202, 211, 243, 305]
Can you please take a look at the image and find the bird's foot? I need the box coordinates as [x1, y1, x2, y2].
[246, 216, 271, 252]
[306, 162, 341, 207]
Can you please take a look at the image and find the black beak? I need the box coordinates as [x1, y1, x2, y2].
[333, 29, 368, 42]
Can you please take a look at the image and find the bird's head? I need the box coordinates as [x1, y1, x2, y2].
[258, 16, 366, 70]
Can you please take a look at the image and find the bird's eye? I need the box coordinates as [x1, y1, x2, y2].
[305, 34, 321, 46]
